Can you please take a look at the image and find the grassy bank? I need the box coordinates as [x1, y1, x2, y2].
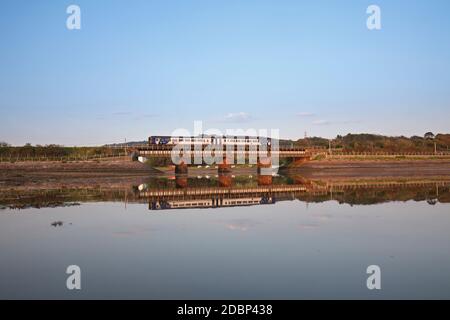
[314, 154, 450, 161]
[0, 145, 127, 162]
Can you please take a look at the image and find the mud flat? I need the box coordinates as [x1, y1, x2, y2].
[0, 159, 160, 190]
[286, 159, 450, 180]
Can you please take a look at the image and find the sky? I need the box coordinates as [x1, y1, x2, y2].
[0, 0, 449, 146]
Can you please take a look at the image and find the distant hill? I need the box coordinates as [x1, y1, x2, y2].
[104, 141, 147, 147]
[283, 133, 450, 153]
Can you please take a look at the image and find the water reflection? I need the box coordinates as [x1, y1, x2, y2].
[1, 173, 449, 210]
[1, 171, 450, 299]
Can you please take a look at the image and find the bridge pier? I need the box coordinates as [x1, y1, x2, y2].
[257, 174, 273, 186]
[211, 196, 223, 208]
[257, 155, 272, 175]
[218, 173, 232, 187]
[175, 174, 188, 188]
[175, 162, 188, 174]
[218, 156, 231, 173]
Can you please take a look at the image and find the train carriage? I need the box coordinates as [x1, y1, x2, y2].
[148, 135, 269, 148]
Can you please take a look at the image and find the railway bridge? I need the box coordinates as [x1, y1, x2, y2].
[134, 144, 316, 174]
[138, 179, 450, 210]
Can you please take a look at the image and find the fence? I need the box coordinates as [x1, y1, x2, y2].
[325, 151, 450, 157]
[0, 152, 129, 163]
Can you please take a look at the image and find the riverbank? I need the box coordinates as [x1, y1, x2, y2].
[285, 159, 450, 180]
[314, 154, 450, 161]
[0, 159, 158, 190]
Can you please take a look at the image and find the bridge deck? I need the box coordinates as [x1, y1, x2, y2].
[136, 145, 311, 158]
[140, 184, 309, 198]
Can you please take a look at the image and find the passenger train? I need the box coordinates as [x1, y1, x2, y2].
[149, 135, 271, 147]
[148, 195, 274, 210]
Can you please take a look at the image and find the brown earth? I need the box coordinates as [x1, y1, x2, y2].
[286, 160, 450, 181]
[0, 159, 160, 190]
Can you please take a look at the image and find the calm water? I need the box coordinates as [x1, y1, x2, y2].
[1, 175, 450, 299]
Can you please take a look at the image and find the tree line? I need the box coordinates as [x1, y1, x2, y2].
[287, 133, 450, 153]
[0, 143, 127, 160]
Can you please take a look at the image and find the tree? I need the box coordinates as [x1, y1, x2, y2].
[424, 132, 435, 140]
[0, 141, 10, 147]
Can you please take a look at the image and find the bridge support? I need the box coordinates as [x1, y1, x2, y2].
[257, 156, 272, 175]
[175, 162, 188, 174]
[175, 174, 188, 188]
[211, 196, 223, 208]
[218, 173, 232, 187]
[218, 156, 231, 173]
[257, 174, 273, 186]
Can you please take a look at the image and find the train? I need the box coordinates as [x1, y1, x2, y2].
[148, 135, 271, 147]
[148, 196, 274, 210]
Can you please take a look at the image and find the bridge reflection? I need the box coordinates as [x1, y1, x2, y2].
[137, 174, 450, 210]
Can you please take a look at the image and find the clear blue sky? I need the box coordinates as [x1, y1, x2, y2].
[1, 0, 449, 146]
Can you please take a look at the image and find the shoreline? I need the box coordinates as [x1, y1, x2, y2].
[1, 158, 449, 172]
[0, 158, 449, 190]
